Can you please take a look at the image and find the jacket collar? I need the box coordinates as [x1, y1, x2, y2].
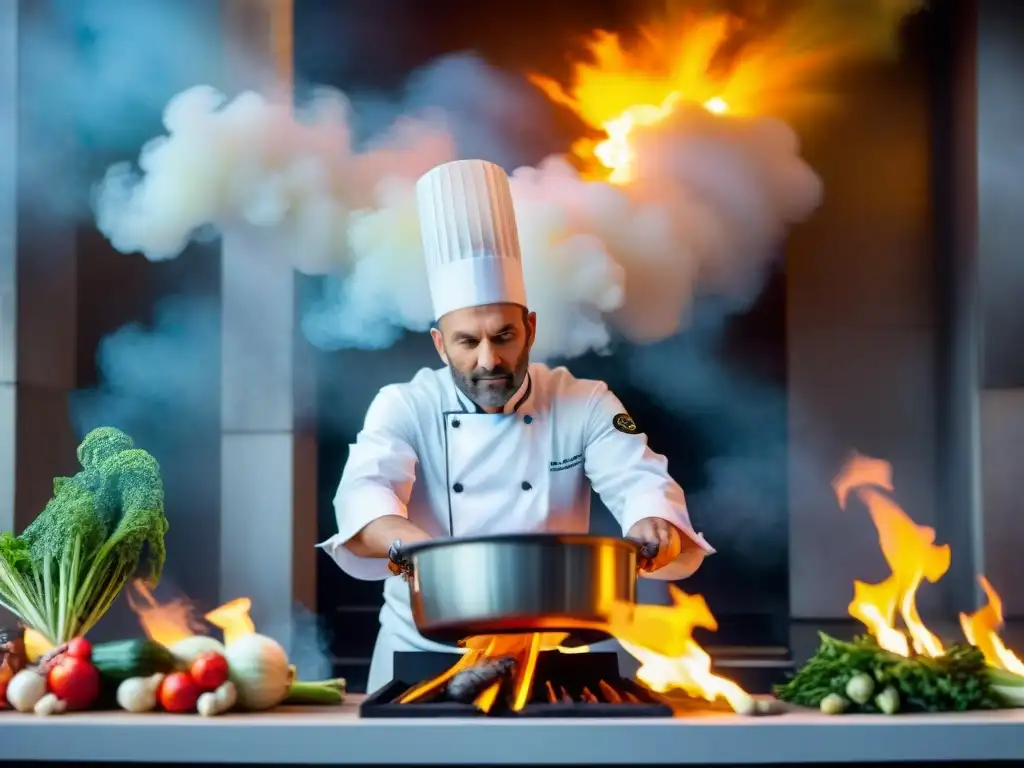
[449, 370, 532, 414]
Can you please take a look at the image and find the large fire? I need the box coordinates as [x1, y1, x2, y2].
[529, 21, 739, 184]
[529, 2, 926, 183]
[393, 590, 752, 714]
[394, 608, 751, 715]
[835, 452, 1023, 672]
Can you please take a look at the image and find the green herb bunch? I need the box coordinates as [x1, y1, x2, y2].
[774, 632, 1012, 714]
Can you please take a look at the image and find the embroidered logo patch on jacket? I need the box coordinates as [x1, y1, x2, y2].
[613, 413, 638, 434]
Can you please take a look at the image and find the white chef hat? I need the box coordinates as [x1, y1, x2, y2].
[416, 159, 527, 320]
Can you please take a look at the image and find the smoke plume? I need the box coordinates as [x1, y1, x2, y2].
[94, 84, 822, 359]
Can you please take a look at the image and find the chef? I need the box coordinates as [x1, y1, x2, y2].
[319, 158, 715, 693]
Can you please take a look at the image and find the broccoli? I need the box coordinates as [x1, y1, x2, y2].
[76, 425, 135, 470]
[0, 427, 169, 645]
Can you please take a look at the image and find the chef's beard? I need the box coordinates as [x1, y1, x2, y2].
[450, 347, 530, 411]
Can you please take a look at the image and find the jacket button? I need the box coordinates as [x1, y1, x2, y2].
[523, 415, 533, 424]
[521, 481, 532, 491]
[451, 418, 460, 428]
[453, 483, 464, 493]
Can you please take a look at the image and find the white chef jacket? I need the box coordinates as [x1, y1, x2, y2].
[318, 362, 715, 692]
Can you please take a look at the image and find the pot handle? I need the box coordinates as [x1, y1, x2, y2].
[387, 540, 415, 582]
[627, 538, 660, 573]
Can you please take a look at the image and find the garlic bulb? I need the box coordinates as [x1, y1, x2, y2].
[116, 674, 164, 713]
[224, 633, 293, 711]
[7, 669, 47, 713]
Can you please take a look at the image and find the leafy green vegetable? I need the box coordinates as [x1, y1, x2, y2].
[0, 427, 169, 645]
[774, 632, 1006, 713]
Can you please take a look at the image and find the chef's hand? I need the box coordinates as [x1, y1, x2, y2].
[626, 517, 683, 572]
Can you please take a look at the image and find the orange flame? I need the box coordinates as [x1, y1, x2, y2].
[128, 580, 256, 647]
[834, 453, 949, 656]
[205, 598, 256, 646]
[398, 632, 571, 712]
[960, 576, 1024, 675]
[399, 619, 749, 715]
[529, 21, 736, 184]
[127, 581, 207, 647]
[608, 585, 751, 711]
[528, 3, 924, 183]
[835, 453, 1023, 672]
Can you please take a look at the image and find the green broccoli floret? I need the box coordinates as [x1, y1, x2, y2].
[71, 427, 137, 530]
[0, 426, 169, 645]
[77, 426, 135, 470]
[94, 448, 168, 586]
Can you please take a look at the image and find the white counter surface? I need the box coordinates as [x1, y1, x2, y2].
[3, 695, 1024, 764]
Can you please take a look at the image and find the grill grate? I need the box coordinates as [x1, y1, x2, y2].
[360, 651, 674, 718]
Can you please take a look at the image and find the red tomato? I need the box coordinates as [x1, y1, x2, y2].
[65, 637, 92, 661]
[47, 656, 100, 711]
[0, 679, 8, 709]
[159, 672, 200, 713]
[190, 652, 229, 691]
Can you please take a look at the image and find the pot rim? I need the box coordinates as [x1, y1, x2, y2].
[401, 532, 642, 557]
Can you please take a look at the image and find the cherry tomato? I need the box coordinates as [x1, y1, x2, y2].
[159, 671, 201, 713]
[190, 652, 229, 692]
[47, 656, 100, 711]
[65, 637, 92, 661]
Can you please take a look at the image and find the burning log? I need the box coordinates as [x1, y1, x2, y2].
[445, 656, 516, 703]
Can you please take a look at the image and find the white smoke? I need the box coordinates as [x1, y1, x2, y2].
[94, 85, 823, 360]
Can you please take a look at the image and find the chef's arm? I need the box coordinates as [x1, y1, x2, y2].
[583, 383, 715, 581]
[316, 386, 431, 580]
[346, 515, 432, 559]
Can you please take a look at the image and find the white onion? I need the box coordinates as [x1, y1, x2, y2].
[224, 633, 293, 711]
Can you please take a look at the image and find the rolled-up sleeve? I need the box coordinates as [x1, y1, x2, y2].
[316, 386, 419, 581]
[583, 382, 715, 581]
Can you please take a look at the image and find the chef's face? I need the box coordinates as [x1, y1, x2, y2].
[432, 303, 536, 412]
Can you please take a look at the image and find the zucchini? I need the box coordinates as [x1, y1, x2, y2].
[91, 639, 178, 681]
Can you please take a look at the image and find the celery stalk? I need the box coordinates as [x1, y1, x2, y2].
[992, 684, 1024, 708]
[283, 679, 347, 706]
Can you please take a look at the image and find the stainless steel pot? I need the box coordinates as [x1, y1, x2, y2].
[392, 533, 657, 643]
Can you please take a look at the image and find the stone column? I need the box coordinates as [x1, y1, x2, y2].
[945, 0, 1024, 618]
[217, 0, 318, 633]
[0, 0, 80, 622]
[933, 0, 984, 617]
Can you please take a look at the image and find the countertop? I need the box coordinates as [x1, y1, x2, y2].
[3, 695, 1024, 764]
